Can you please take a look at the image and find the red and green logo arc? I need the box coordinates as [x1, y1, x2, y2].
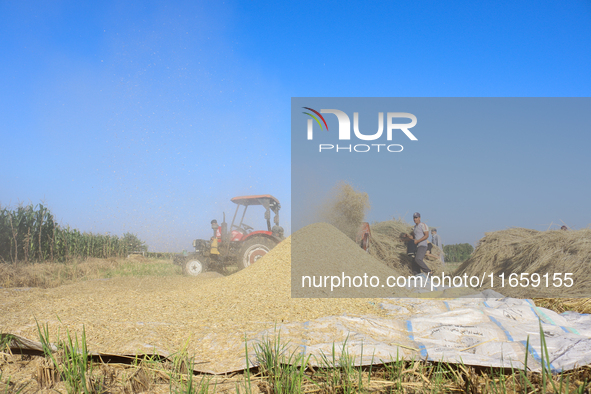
[302, 107, 329, 131]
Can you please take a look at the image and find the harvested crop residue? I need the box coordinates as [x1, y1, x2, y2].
[456, 228, 591, 297]
[1, 226, 393, 373]
[0, 257, 180, 288]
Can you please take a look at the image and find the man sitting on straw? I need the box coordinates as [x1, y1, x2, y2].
[412, 212, 432, 275]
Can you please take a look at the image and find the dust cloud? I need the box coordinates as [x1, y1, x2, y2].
[319, 182, 370, 241]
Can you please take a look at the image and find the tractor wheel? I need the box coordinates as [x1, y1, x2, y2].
[237, 236, 277, 270]
[184, 258, 207, 276]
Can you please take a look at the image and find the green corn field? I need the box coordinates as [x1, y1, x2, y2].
[0, 203, 146, 264]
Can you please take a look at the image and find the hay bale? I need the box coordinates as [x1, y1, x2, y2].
[456, 228, 591, 297]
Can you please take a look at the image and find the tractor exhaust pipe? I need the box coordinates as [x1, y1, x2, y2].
[221, 212, 229, 243]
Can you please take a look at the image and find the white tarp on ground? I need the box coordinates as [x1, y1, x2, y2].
[7, 290, 591, 374]
[251, 290, 591, 374]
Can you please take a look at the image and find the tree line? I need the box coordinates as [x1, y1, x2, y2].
[443, 243, 474, 263]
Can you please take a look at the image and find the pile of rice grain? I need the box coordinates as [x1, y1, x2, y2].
[456, 228, 591, 297]
[157, 222, 402, 327]
[291, 222, 411, 297]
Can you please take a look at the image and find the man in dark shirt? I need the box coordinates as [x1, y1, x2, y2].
[401, 232, 417, 257]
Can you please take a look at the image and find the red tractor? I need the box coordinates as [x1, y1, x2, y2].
[176, 195, 284, 276]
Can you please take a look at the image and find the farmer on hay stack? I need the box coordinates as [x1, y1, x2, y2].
[412, 212, 432, 275]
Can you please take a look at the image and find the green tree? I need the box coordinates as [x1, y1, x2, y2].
[121, 232, 148, 254]
[443, 243, 474, 263]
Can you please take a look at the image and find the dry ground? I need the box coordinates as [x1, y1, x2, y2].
[2, 229, 591, 393]
[1, 235, 390, 376]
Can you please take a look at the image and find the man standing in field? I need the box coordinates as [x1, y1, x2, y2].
[412, 212, 431, 275]
[431, 228, 445, 263]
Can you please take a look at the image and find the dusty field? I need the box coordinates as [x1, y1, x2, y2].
[1, 233, 389, 375]
[3, 223, 591, 393]
[0, 255, 182, 289]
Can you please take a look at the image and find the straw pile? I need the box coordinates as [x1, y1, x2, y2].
[455, 228, 538, 275]
[456, 228, 591, 297]
[369, 220, 445, 275]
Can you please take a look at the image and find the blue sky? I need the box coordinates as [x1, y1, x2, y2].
[291, 97, 591, 248]
[1, 1, 590, 251]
